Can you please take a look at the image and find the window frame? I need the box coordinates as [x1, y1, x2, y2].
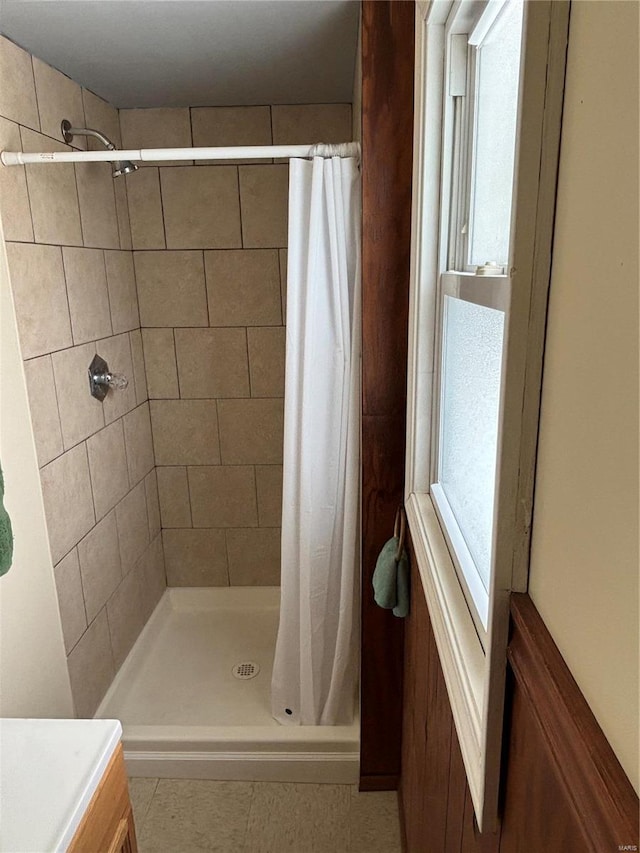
[405, 0, 569, 832]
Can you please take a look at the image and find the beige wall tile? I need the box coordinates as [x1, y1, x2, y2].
[255, 465, 283, 528]
[188, 466, 258, 528]
[279, 248, 288, 322]
[150, 400, 220, 466]
[120, 108, 191, 167]
[163, 529, 228, 586]
[218, 399, 284, 464]
[174, 328, 249, 399]
[0, 116, 33, 241]
[126, 168, 165, 249]
[123, 402, 154, 486]
[114, 179, 133, 250]
[86, 420, 129, 520]
[145, 470, 161, 539]
[135, 250, 208, 327]
[191, 106, 272, 164]
[21, 127, 83, 245]
[77, 509, 122, 622]
[226, 528, 281, 586]
[82, 89, 121, 148]
[5, 242, 72, 359]
[129, 330, 148, 404]
[97, 333, 137, 424]
[41, 443, 95, 564]
[105, 250, 139, 334]
[106, 563, 144, 668]
[239, 165, 288, 248]
[115, 480, 149, 572]
[23, 355, 64, 467]
[141, 329, 179, 399]
[0, 36, 39, 129]
[62, 247, 112, 345]
[76, 161, 120, 248]
[51, 342, 105, 448]
[67, 608, 114, 717]
[139, 534, 166, 619]
[53, 548, 87, 654]
[205, 249, 281, 327]
[247, 327, 285, 397]
[161, 166, 242, 250]
[271, 104, 352, 147]
[157, 467, 192, 528]
[33, 57, 86, 147]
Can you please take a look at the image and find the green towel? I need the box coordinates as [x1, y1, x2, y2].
[372, 536, 410, 618]
[0, 463, 14, 577]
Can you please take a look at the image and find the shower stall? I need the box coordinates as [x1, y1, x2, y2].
[0, 31, 362, 783]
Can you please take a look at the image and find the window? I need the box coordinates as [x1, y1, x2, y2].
[431, 0, 524, 637]
[405, 0, 569, 831]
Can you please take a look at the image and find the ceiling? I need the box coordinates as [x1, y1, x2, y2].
[0, 1, 360, 108]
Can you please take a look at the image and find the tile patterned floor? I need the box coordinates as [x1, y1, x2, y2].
[129, 778, 403, 853]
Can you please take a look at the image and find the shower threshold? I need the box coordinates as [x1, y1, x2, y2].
[95, 586, 359, 783]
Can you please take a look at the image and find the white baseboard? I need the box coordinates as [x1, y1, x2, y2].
[124, 749, 360, 784]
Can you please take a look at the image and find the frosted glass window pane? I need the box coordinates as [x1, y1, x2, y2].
[469, 0, 524, 267]
[439, 296, 505, 590]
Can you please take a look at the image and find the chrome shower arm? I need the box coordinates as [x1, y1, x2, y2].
[61, 119, 115, 150]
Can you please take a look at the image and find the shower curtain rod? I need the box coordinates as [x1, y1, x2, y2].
[0, 142, 360, 167]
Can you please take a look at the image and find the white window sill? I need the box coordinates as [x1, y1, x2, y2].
[405, 490, 488, 823]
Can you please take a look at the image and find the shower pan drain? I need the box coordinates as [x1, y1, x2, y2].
[232, 661, 260, 680]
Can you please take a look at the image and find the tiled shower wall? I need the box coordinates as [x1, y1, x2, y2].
[0, 35, 165, 717]
[120, 103, 352, 587]
[0, 30, 352, 714]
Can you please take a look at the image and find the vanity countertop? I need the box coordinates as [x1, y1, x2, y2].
[0, 717, 122, 853]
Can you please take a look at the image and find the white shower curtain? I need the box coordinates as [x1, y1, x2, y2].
[271, 153, 361, 727]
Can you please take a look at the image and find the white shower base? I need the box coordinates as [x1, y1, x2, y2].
[96, 587, 359, 783]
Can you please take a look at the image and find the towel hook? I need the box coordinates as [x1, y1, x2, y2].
[394, 506, 406, 562]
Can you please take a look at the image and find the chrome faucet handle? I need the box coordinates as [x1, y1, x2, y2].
[98, 372, 129, 391]
[88, 354, 129, 401]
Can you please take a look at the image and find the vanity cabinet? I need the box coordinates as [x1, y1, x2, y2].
[1, 718, 134, 853]
[68, 744, 137, 853]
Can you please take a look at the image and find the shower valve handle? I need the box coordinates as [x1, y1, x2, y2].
[88, 354, 129, 401]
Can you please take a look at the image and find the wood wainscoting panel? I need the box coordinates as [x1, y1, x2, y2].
[399, 577, 639, 852]
[502, 593, 639, 852]
[361, 414, 407, 786]
[360, 0, 414, 788]
[399, 553, 501, 853]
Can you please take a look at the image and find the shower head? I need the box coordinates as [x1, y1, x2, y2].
[60, 119, 138, 178]
[111, 160, 139, 178]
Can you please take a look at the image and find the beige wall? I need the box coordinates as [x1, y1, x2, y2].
[0, 220, 73, 718]
[529, 1, 639, 793]
[120, 103, 351, 587]
[0, 35, 165, 718]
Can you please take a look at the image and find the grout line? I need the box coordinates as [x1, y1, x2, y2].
[156, 168, 168, 249]
[252, 464, 261, 527]
[184, 465, 194, 528]
[17, 124, 37, 242]
[29, 55, 42, 133]
[236, 165, 244, 248]
[223, 528, 231, 586]
[71, 161, 86, 247]
[245, 327, 253, 398]
[101, 249, 114, 337]
[80, 439, 98, 527]
[172, 328, 182, 399]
